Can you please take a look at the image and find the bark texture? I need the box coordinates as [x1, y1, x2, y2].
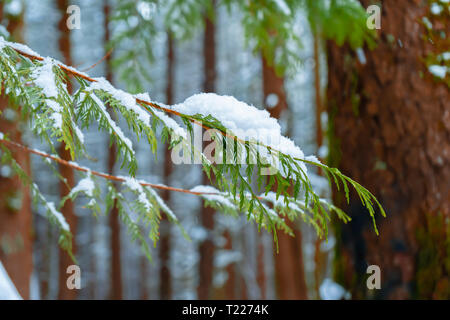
[327, 0, 450, 299]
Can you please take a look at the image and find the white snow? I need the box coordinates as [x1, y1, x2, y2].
[0, 37, 6, 51]
[172, 93, 306, 162]
[265, 93, 279, 108]
[304, 155, 322, 165]
[431, 3, 443, 15]
[89, 78, 151, 126]
[191, 185, 236, 209]
[5, 0, 23, 16]
[0, 261, 22, 300]
[47, 202, 70, 231]
[154, 109, 188, 139]
[70, 175, 95, 197]
[429, 65, 447, 79]
[123, 177, 152, 211]
[32, 58, 59, 98]
[135, 93, 187, 139]
[74, 126, 85, 144]
[88, 92, 134, 152]
[422, 17, 433, 29]
[356, 48, 367, 65]
[3, 38, 41, 58]
[319, 278, 351, 300]
[439, 52, 450, 61]
[260, 191, 303, 212]
[274, 0, 291, 15]
[44, 99, 63, 129]
[147, 187, 178, 221]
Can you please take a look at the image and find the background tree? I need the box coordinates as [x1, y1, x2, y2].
[56, 0, 77, 300]
[0, 0, 33, 299]
[327, 0, 449, 299]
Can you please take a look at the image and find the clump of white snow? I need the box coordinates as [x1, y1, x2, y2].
[172, 93, 306, 162]
[123, 177, 152, 211]
[70, 175, 95, 197]
[319, 278, 351, 300]
[89, 78, 151, 126]
[47, 202, 70, 231]
[191, 185, 236, 209]
[431, 3, 443, 15]
[429, 65, 447, 79]
[87, 92, 134, 152]
[32, 58, 59, 98]
[0, 261, 22, 300]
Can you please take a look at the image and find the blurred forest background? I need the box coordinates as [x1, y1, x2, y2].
[0, 0, 449, 300]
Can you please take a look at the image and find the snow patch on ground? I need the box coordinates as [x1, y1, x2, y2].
[0, 261, 22, 300]
[320, 278, 351, 300]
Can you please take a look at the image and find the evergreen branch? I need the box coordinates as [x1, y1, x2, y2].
[0, 38, 386, 247]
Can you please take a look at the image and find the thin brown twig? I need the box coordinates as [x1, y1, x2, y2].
[0, 137, 219, 197]
[81, 48, 114, 72]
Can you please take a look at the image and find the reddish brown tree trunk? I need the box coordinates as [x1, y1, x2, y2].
[159, 31, 175, 300]
[327, 0, 450, 299]
[262, 56, 308, 300]
[256, 235, 267, 299]
[198, 2, 217, 300]
[103, 0, 123, 300]
[57, 0, 77, 300]
[0, 6, 33, 299]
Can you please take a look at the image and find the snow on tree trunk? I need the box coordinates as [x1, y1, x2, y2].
[327, 0, 450, 299]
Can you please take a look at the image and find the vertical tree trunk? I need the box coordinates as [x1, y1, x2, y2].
[103, 0, 123, 300]
[159, 31, 175, 300]
[262, 56, 308, 300]
[0, 5, 33, 299]
[198, 1, 217, 300]
[327, 0, 450, 299]
[57, 0, 77, 300]
[312, 33, 328, 299]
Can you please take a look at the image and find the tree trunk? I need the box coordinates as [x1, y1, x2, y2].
[262, 56, 308, 300]
[327, 0, 450, 299]
[159, 31, 175, 300]
[102, 0, 123, 300]
[0, 5, 33, 299]
[57, 0, 77, 300]
[198, 1, 217, 300]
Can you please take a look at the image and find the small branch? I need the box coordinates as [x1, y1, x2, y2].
[81, 48, 114, 72]
[0, 138, 217, 198]
[10, 45, 302, 163]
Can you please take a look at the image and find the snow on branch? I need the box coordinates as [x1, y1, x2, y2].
[0, 37, 385, 258]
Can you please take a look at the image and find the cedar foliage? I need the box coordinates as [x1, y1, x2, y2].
[0, 0, 384, 260]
